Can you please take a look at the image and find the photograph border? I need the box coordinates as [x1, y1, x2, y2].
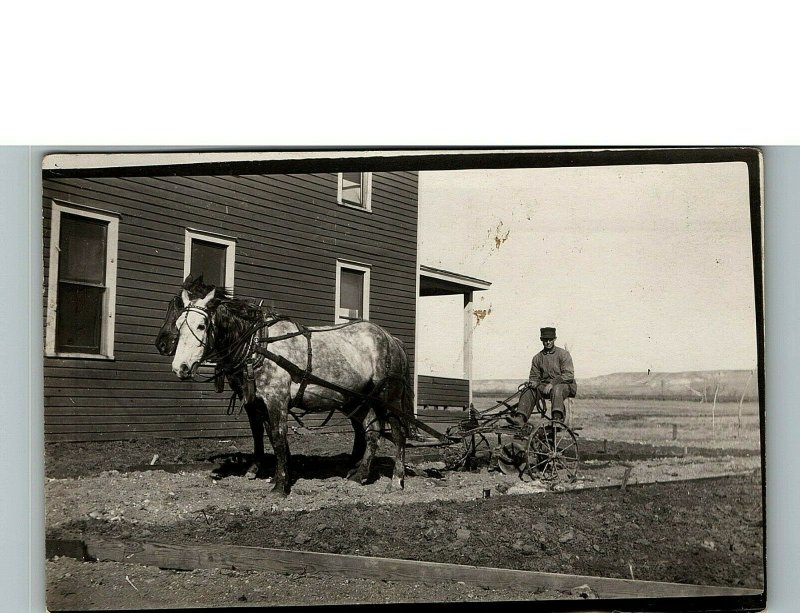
[34, 146, 766, 612]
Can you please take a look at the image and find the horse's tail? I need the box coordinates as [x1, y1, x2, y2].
[377, 326, 416, 439]
[399, 345, 417, 438]
[394, 336, 417, 439]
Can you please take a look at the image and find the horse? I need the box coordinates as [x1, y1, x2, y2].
[164, 283, 415, 497]
[155, 275, 216, 357]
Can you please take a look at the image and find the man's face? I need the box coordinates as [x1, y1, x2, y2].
[542, 338, 555, 351]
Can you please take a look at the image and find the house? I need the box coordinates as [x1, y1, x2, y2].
[42, 152, 490, 442]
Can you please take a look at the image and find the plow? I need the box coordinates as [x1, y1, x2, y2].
[425, 384, 580, 482]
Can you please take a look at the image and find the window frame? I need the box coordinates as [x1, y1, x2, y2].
[45, 201, 120, 360]
[337, 172, 373, 211]
[183, 228, 237, 293]
[335, 260, 371, 324]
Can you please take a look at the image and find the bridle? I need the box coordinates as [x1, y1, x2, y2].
[177, 305, 215, 364]
[176, 302, 264, 376]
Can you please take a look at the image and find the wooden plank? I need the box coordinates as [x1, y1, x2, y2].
[418, 381, 469, 390]
[45, 409, 354, 426]
[413, 419, 451, 442]
[44, 421, 246, 434]
[46, 538, 89, 561]
[68, 538, 760, 600]
[45, 414, 245, 426]
[418, 392, 469, 405]
[417, 386, 470, 397]
[45, 423, 354, 442]
[417, 396, 469, 405]
[419, 375, 470, 385]
[44, 428, 252, 442]
[45, 399, 236, 410]
[418, 381, 470, 392]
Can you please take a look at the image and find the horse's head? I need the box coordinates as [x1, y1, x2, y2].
[171, 288, 217, 380]
[155, 275, 215, 356]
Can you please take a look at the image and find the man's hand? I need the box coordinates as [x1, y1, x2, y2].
[543, 383, 553, 395]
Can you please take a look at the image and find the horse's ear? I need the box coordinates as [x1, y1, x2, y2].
[181, 289, 191, 307]
[197, 288, 216, 308]
[182, 274, 205, 291]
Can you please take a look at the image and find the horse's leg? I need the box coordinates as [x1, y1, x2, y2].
[348, 415, 367, 474]
[385, 413, 406, 492]
[348, 407, 380, 485]
[244, 401, 266, 480]
[264, 401, 291, 497]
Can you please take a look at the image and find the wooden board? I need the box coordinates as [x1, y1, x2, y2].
[48, 537, 761, 600]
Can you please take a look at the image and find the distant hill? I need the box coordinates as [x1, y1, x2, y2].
[473, 370, 759, 402]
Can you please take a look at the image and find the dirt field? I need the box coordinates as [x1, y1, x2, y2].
[472, 396, 762, 451]
[44, 398, 765, 610]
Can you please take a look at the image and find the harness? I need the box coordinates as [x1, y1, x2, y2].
[177, 302, 407, 432]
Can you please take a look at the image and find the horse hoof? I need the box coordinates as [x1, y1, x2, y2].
[246, 470, 258, 480]
[269, 485, 289, 498]
[347, 471, 366, 484]
[385, 479, 404, 493]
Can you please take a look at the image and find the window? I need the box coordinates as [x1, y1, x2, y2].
[46, 203, 119, 358]
[337, 172, 372, 210]
[184, 229, 236, 292]
[335, 261, 370, 323]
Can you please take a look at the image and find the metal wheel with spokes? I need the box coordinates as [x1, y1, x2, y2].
[461, 432, 491, 469]
[444, 427, 491, 470]
[526, 420, 579, 481]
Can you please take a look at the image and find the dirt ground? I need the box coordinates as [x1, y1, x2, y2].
[44, 429, 765, 610]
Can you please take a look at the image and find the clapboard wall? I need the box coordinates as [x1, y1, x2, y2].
[417, 375, 469, 409]
[42, 171, 418, 441]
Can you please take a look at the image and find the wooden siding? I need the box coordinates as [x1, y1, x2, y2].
[417, 375, 469, 409]
[43, 171, 418, 442]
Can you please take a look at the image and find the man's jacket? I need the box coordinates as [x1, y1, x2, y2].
[529, 346, 575, 386]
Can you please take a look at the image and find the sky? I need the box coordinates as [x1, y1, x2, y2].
[416, 162, 758, 379]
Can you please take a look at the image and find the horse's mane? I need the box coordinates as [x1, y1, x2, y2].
[182, 275, 274, 322]
[191, 283, 285, 364]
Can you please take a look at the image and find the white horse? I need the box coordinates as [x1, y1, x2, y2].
[169, 286, 414, 497]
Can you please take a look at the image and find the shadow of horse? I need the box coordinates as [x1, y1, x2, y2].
[206, 451, 396, 486]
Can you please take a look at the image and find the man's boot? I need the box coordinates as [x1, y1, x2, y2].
[506, 386, 536, 428]
[505, 411, 527, 428]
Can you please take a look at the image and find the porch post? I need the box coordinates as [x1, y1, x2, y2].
[463, 291, 474, 406]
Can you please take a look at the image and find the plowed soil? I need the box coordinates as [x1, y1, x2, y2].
[45, 432, 764, 610]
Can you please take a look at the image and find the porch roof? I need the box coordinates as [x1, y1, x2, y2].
[419, 265, 491, 296]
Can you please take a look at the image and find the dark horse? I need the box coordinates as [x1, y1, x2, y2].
[156, 277, 414, 497]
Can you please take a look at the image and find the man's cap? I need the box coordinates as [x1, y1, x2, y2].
[540, 327, 556, 339]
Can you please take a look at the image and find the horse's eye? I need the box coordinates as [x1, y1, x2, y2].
[197, 324, 206, 331]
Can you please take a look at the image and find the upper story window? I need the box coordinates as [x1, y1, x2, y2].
[184, 229, 236, 292]
[337, 172, 372, 211]
[46, 202, 119, 359]
[335, 260, 370, 323]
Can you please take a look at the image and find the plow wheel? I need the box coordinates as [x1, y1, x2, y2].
[462, 432, 491, 469]
[526, 420, 579, 482]
[444, 430, 491, 470]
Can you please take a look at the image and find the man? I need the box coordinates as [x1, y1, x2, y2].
[507, 327, 577, 426]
